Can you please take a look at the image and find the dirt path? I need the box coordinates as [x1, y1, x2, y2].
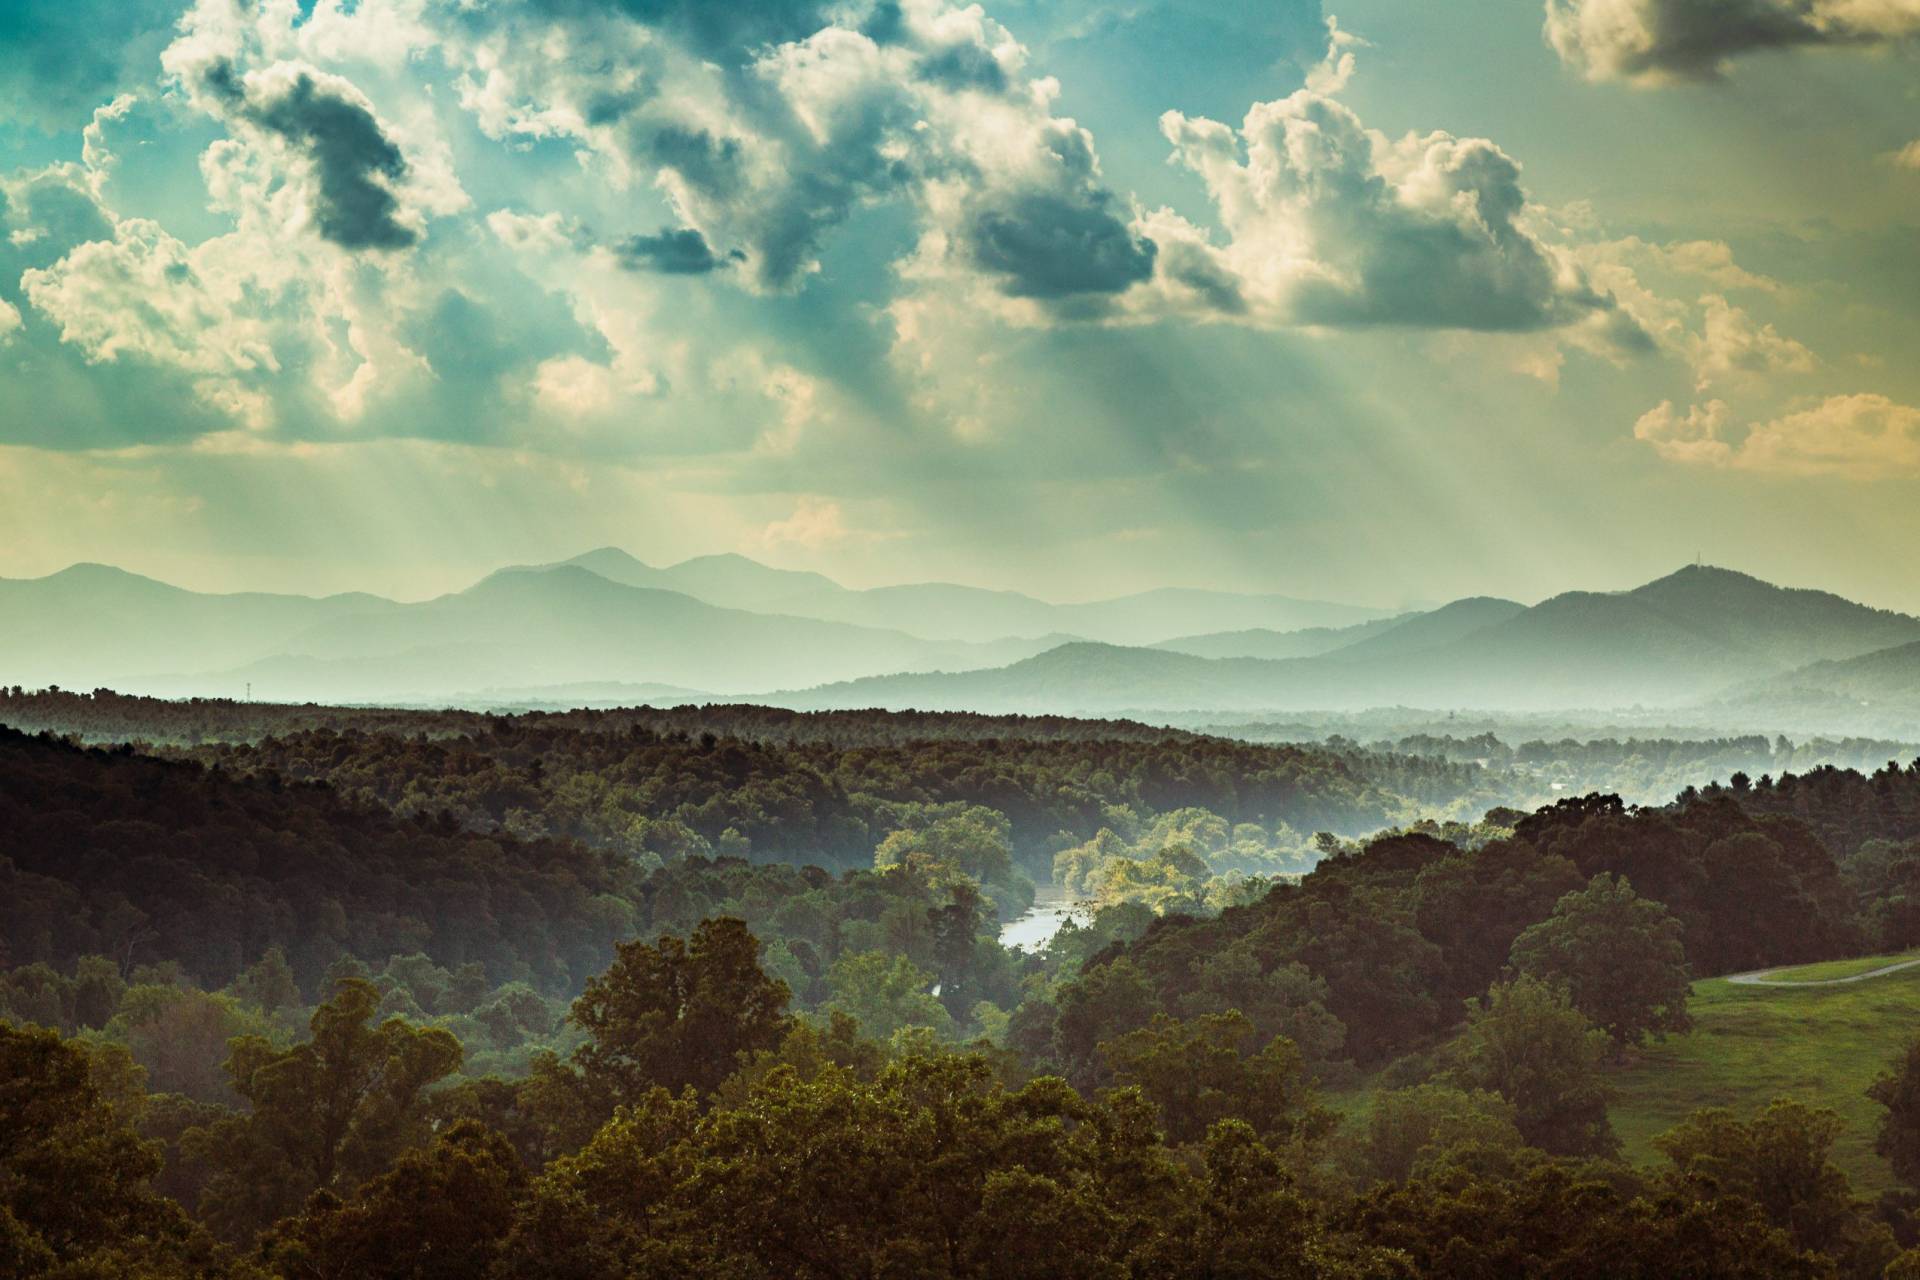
[1726, 957, 1920, 987]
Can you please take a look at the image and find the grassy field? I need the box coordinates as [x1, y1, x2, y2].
[1758, 952, 1920, 983]
[1611, 958, 1920, 1193]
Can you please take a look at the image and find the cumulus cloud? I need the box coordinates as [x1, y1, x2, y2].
[1635, 398, 1735, 464]
[1545, 0, 1920, 82]
[1144, 76, 1633, 333]
[1689, 294, 1815, 388]
[0, 297, 21, 343]
[235, 67, 418, 250]
[20, 217, 286, 426]
[162, 3, 463, 253]
[1637, 394, 1920, 475]
[444, 0, 1150, 308]
[1640, 239, 1783, 293]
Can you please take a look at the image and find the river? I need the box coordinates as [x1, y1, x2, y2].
[998, 883, 1093, 952]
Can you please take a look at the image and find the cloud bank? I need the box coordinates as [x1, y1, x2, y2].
[1637, 394, 1920, 475]
[1546, 0, 1920, 82]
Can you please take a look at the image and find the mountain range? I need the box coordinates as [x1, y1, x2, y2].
[544, 548, 1389, 644]
[0, 553, 1384, 701]
[768, 568, 1920, 723]
[4, 556, 1917, 733]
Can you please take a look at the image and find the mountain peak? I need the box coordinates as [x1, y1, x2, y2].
[564, 547, 657, 571]
[30, 562, 181, 595]
[1640, 563, 1767, 588]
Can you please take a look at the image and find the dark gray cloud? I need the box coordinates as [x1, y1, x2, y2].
[614, 227, 741, 273]
[915, 42, 1010, 93]
[966, 191, 1156, 300]
[1546, 0, 1920, 81]
[645, 126, 749, 200]
[242, 73, 416, 251]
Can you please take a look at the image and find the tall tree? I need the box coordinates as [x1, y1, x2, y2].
[570, 917, 791, 1103]
[1097, 1011, 1328, 1147]
[191, 978, 462, 1239]
[1509, 874, 1693, 1048]
[1452, 976, 1617, 1157]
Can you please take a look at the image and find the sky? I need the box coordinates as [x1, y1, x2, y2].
[0, 0, 1916, 609]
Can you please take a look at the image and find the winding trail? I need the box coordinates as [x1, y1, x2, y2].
[1726, 957, 1920, 987]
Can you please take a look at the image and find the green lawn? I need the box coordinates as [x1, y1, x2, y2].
[1611, 961, 1920, 1194]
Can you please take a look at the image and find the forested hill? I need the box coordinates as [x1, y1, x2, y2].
[1686, 759, 1920, 858]
[1024, 792, 1858, 1079]
[0, 726, 646, 994]
[168, 715, 1412, 868]
[0, 686, 1201, 747]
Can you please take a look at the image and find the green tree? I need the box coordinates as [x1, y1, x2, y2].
[874, 805, 1026, 912]
[825, 950, 953, 1042]
[104, 983, 270, 1104]
[1509, 874, 1692, 1048]
[570, 917, 791, 1103]
[1348, 1083, 1526, 1185]
[1097, 1012, 1327, 1146]
[1136, 1120, 1394, 1280]
[1871, 1033, 1920, 1187]
[192, 978, 462, 1239]
[231, 946, 301, 1017]
[1656, 1096, 1894, 1269]
[1452, 976, 1617, 1157]
[0, 1020, 245, 1277]
[262, 1120, 527, 1280]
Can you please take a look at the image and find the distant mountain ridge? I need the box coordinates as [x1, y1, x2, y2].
[541, 548, 1391, 644]
[0, 563, 401, 689]
[1152, 617, 1408, 661]
[143, 565, 1068, 701]
[6, 558, 1916, 729]
[768, 567, 1920, 723]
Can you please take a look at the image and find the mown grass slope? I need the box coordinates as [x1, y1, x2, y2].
[1611, 959, 1920, 1193]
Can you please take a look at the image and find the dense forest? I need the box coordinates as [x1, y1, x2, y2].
[10, 692, 1920, 1277]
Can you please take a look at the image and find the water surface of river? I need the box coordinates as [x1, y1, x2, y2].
[998, 884, 1092, 952]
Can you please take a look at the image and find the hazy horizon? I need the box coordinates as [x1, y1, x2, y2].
[6, 547, 1913, 620]
[3, 0, 1918, 611]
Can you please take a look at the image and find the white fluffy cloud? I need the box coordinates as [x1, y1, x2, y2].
[1637, 394, 1920, 475]
[1546, 0, 1920, 82]
[1635, 398, 1734, 465]
[20, 218, 283, 424]
[1139, 76, 1636, 335]
[1689, 294, 1815, 389]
